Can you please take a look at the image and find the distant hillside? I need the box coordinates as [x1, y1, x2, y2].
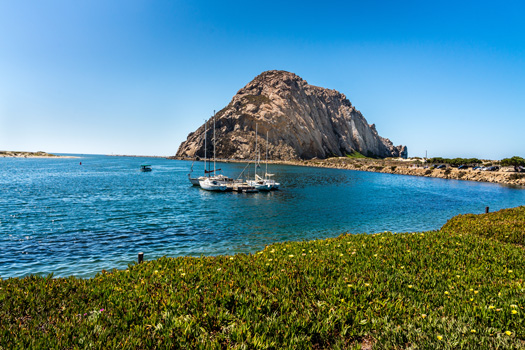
[176, 70, 407, 160]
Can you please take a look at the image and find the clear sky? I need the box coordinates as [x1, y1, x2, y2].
[1, 0, 524, 159]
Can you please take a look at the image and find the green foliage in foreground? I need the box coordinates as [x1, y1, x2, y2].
[442, 206, 525, 246]
[1, 209, 525, 349]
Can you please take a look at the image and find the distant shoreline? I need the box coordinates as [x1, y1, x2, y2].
[172, 156, 525, 187]
[0, 151, 78, 159]
[107, 154, 168, 159]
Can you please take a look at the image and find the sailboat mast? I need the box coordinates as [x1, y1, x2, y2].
[213, 110, 216, 175]
[204, 119, 207, 176]
[265, 131, 268, 178]
[254, 123, 258, 178]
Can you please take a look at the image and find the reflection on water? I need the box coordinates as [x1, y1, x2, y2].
[1, 155, 524, 278]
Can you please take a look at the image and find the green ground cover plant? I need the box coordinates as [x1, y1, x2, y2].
[1, 208, 524, 349]
[345, 151, 368, 159]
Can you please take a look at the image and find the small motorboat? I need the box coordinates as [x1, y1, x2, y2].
[140, 165, 152, 172]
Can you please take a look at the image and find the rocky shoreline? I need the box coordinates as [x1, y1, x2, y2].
[174, 156, 525, 187]
[288, 158, 525, 187]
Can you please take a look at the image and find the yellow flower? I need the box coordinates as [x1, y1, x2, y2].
[229, 257, 234, 260]
[364, 283, 370, 287]
[510, 304, 517, 308]
[469, 288, 473, 292]
[373, 254, 378, 257]
[181, 273, 186, 276]
[471, 329, 476, 333]
[456, 275, 460, 278]
[444, 291, 449, 295]
[340, 254, 344, 256]
[421, 314, 427, 318]
[508, 270, 513, 273]
[474, 290, 479, 294]
[437, 335, 443, 341]
[408, 285, 413, 289]
[505, 331, 512, 336]
[289, 255, 294, 258]
[489, 305, 495, 309]
[511, 310, 518, 314]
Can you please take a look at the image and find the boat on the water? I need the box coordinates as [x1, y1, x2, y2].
[199, 111, 233, 192]
[247, 128, 280, 191]
[248, 174, 273, 191]
[188, 119, 209, 186]
[140, 165, 152, 172]
[188, 174, 205, 186]
[198, 177, 227, 191]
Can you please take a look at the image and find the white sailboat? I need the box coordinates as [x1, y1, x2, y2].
[247, 126, 276, 191]
[199, 177, 227, 191]
[188, 119, 208, 186]
[263, 131, 280, 190]
[199, 111, 229, 192]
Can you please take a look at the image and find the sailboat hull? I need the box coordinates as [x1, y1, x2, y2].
[199, 178, 227, 191]
[188, 174, 206, 186]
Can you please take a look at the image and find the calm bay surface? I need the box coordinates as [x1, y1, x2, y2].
[1, 154, 524, 278]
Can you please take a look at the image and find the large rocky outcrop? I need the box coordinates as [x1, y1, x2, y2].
[176, 70, 407, 160]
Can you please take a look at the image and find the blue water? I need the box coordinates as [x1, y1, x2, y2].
[1, 155, 524, 279]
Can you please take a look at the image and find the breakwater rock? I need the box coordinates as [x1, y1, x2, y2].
[176, 70, 406, 160]
[287, 158, 525, 187]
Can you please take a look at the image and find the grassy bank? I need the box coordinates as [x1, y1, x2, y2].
[1, 208, 524, 349]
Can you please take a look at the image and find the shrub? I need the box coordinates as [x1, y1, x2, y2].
[500, 156, 525, 167]
[346, 151, 367, 159]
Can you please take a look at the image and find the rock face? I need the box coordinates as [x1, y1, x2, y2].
[176, 70, 407, 160]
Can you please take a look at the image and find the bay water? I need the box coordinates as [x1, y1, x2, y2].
[1, 155, 524, 278]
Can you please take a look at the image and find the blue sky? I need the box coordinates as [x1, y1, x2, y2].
[1, 0, 524, 159]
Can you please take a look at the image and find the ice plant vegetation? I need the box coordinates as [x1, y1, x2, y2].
[0, 207, 524, 348]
